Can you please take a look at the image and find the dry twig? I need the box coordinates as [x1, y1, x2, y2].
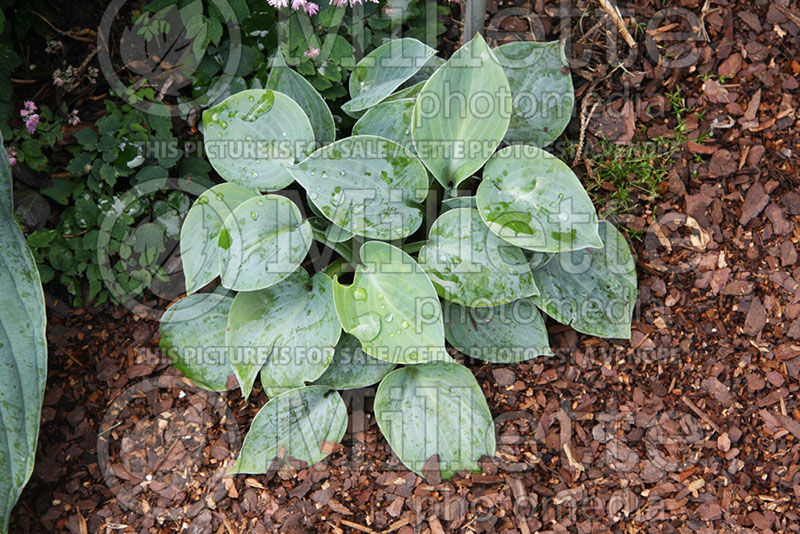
[597, 0, 636, 48]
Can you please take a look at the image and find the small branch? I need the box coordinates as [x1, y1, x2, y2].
[573, 100, 598, 168]
[597, 0, 636, 48]
[31, 11, 96, 43]
[681, 395, 721, 434]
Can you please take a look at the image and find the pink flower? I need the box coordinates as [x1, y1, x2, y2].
[6, 146, 17, 166]
[303, 1, 319, 14]
[304, 47, 321, 58]
[68, 109, 81, 126]
[20, 101, 37, 118]
[8, 157, 16, 166]
[24, 114, 40, 134]
[267, 0, 289, 7]
[329, 0, 377, 6]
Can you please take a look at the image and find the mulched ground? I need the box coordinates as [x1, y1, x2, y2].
[9, 0, 800, 532]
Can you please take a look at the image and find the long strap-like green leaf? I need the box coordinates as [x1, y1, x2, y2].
[0, 131, 47, 533]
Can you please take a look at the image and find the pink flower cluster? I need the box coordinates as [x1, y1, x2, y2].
[329, 0, 378, 7]
[6, 145, 17, 167]
[267, 0, 319, 15]
[20, 101, 39, 135]
[68, 109, 81, 126]
[267, 0, 384, 14]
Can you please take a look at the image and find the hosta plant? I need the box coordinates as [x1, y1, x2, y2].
[160, 35, 637, 481]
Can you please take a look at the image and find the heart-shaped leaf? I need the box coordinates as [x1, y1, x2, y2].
[374, 362, 495, 480]
[227, 269, 341, 399]
[181, 183, 258, 294]
[219, 194, 312, 292]
[495, 40, 574, 147]
[289, 136, 428, 241]
[203, 89, 314, 191]
[477, 145, 602, 253]
[532, 221, 637, 338]
[332, 241, 448, 364]
[352, 98, 415, 153]
[313, 333, 396, 390]
[343, 38, 436, 113]
[230, 386, 347, 474]
[412, 33, 511, 188]
[267, 50, 336, 147]
[444, 298, 553, 362]
[418, 208, 538, 307]
[160, 293, 234, 391]
[0, 133, 47, 534]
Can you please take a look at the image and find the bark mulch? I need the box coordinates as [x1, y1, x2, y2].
[9, 0, 800, 532]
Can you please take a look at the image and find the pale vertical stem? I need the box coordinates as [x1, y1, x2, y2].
[463, 0, 487, 43]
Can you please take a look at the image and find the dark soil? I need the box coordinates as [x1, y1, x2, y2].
[9, 0, 800, 532]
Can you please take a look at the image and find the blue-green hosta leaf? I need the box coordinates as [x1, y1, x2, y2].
[419, 208, 538, 307]
[332, 241, 448, 364]
[343, 38, 436, 113]
[412, 33, 511, 188]
[0, 132, 47, 534]
[219, 195, 312, 292]
[532, 221, 637, 339]
[308, 216, 353, 244]
[227, 269, 341, 399]
[495, 40, 574, 148]
[181, 183, 259, 294]
[203, 89, 314, 191]
[160, 293, 234, 391]
[384, 80, 425, 102]
[313, 334, 396, 390]
[404, 55, 445, 87]
[528, 250, 554, 270]
[289, 136, 427, 241]
[267, 50, 336, 147]
[352, 99, 415, 154]
[477, 145, 602, 253]
[441, 196, 478, 211]
[374, 362, 495, 480]
[230, 386, 347, 474]
[444, 299, 553, 362]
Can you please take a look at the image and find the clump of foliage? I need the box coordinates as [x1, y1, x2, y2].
[161, 34, 637, 481]
[8, 0, 446, 308]
[128, 0, 450, 117]
[13, 95, 213, 307]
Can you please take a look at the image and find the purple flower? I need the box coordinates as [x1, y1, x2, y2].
[25, 114, 40, 134]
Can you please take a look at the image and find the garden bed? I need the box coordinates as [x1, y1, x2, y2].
[6, 0, 800, 532]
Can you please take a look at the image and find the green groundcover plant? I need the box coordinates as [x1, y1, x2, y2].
[159, 34, 637, 481]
